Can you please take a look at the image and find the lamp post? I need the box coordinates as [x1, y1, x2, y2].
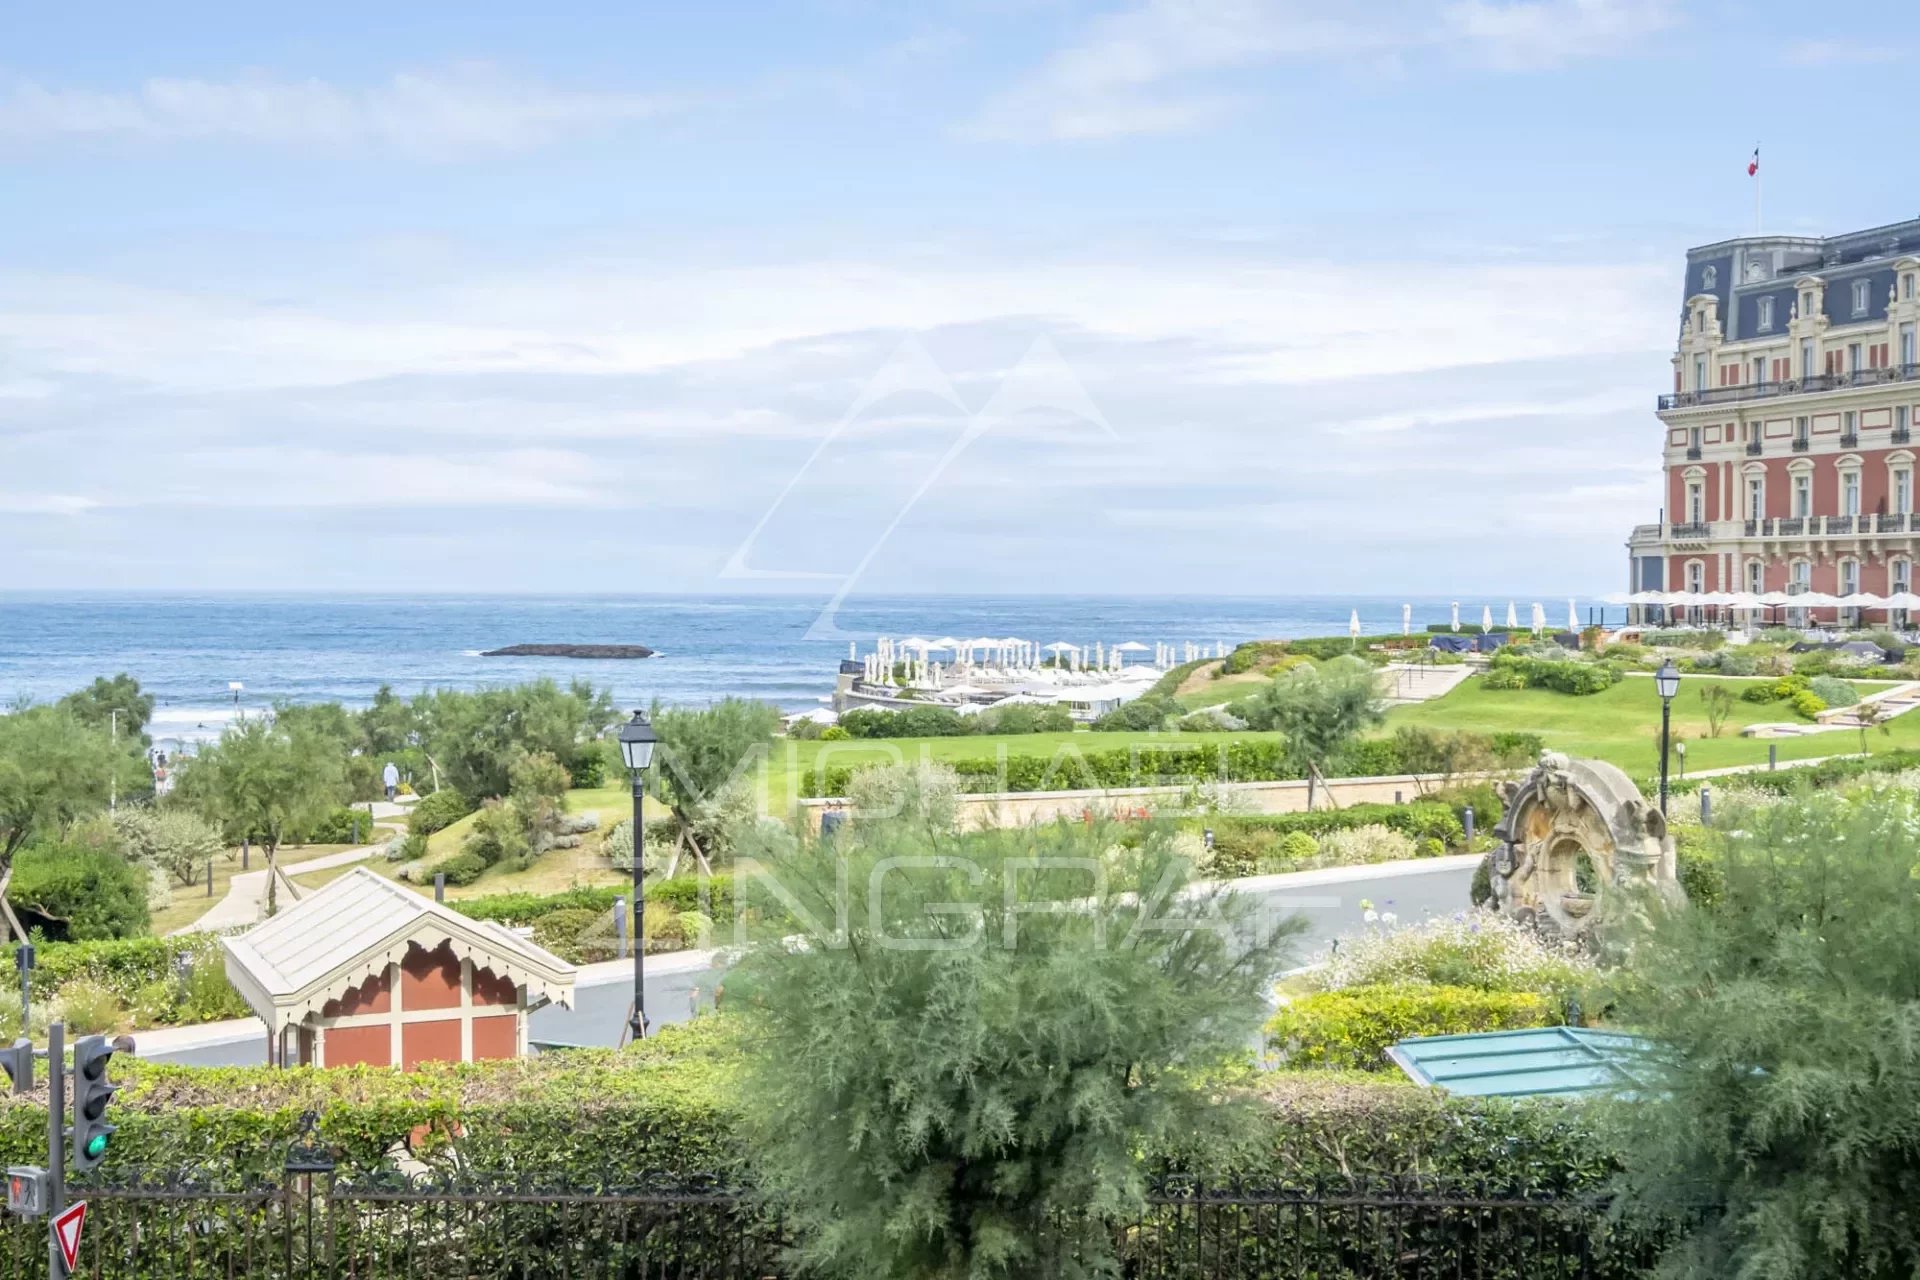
[1655, 660, 1681, 816]
[617, 709, 658, 1044]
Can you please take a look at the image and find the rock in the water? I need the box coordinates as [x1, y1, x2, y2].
[478, 643, 656, 659]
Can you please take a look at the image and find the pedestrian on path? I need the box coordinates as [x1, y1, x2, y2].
[383, 760, 400, 802]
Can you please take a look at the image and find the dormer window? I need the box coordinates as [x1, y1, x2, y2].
[1906, 273, 1915, 301]
[1702, 265, 1718, 290]
[1854, 279, 1871, 315]
[1758, 296, 1775, 332]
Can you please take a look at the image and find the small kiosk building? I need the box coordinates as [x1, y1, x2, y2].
[222, 867, 577, 1068]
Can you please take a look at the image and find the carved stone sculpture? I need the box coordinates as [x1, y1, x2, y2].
[1487, 751, 1682, 936]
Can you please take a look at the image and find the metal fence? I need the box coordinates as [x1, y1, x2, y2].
[1, 1137, 1672, 1278]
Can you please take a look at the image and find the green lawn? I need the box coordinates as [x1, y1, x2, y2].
[1386, 673, 1911, 780]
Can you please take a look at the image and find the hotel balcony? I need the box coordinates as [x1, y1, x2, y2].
[1657, 363, 1920, 413]
[1638, 514, 1920, 547]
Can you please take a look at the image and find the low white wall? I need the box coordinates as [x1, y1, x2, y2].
[798, 771, 1493, 833]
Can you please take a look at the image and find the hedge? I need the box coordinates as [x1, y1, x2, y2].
[0, 1017, 1617, 1198]
[1199, 803, 1466, 876]
[803, 739, 1303, 797]
[1264, 985, 1560, 1072]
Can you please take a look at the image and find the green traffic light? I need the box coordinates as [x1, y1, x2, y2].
[83, 1134, 107, 1160]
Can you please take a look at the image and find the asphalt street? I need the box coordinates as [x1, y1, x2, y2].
[145, 861, 1477, 1068]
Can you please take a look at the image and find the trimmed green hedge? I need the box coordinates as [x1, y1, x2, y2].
[803, 739, 1303, 797]
[1199, 804, 1465, 877]
[1265, 985, 1560, 1072]
[0, 1016, 1616, 1197]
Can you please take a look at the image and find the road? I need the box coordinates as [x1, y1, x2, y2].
[143, 860, 1477, 1068]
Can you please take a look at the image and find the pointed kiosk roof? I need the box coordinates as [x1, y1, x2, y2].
[222, 866, 577, 1031]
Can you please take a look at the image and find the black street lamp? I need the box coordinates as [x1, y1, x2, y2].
[617, 709, 658, 1044]
[1654, 660, 1681, 815]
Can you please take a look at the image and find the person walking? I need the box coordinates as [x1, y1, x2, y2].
[382, 760, 400, 802]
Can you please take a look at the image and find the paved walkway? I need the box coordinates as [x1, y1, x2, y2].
[175, 830, 399, 935]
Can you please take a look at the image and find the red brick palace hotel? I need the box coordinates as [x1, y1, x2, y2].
[1628, 217, 1920, 620]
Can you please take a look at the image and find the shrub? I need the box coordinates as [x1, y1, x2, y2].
[436, 850, 488, 886]
[1789, 690, 1828, 720]
[385, 832, 426, 863]
[1176, 710, 1237, 732]
[52, 978, 124, 1035]
[463, 799, 533, 868]
[1273, 831, 1319, 865]
[839, 706, 971, 738]
[113, 806, 225, 885]
[1220, 640, 1293, 675]
[297, 805, 376, 845]
[1266, 985, 1558, 1071]
[1609, 786, 1920, 1277]
[531, 906, 617, 963]
[408, 788, 473, 835]
[1091, 695, 1177, 732]
[1714, 648, 1758, 676]
[1314, 912, 1595, 1000]
[1484, 651, 1622, 695]
[1807, 675, 1860, 708]
[10, 841, 151, 941]
[818, 725, 849, 741]
[1316, 824, 1415, 866]
[971, 704, 1074, 735]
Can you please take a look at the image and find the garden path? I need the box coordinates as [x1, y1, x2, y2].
[174, 836, 394, 935]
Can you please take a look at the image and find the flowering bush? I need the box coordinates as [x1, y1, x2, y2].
[1314, 911, 1594, 1001]
[1315, 824, 1415, 867]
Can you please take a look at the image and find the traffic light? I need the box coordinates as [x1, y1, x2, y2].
[0, 1039, 29, 1094]
[70, 1035, 117, 1173]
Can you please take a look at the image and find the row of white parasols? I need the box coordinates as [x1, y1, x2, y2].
[1607, 589, 1920, 610]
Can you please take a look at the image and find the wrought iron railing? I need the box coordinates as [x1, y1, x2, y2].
[1658, 363, 1920, 411]
[1746, 441, 1763, 455]
[1669, 522, 1711, 540]
[0, 1129, 1685, 1278]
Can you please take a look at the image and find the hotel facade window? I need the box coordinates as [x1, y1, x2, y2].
[1843, 470, 1861, 517]
[1854, 280, 1872, 315]
[1841, 559, 1861, 596]
[1896, 465, 1913, 515]
[1903, 323, 1915, 368]
[1686, 480, 1704, 523]
[1801, 338, 1815, 378]
[1747, 560, 1764, 593]
[1747, 475, 1764, 518]
[1694, 356, 1707, 390]
[1897, 558, 1913, 594]
[1793, 473, 1811, 517]
[1758, 296, 1774, 331]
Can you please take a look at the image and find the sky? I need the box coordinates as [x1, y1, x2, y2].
[3, 0, 1917, 597]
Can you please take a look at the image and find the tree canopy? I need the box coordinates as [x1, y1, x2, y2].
[0, 706, 120, 941]
[1233, 655, 1385, 776]
[647, 697, 779, 870]
[731, 809, 1301, 1280]
[175, 716, 348, 910]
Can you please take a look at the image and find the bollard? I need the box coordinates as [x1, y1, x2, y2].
[1769, 743, 1777, 771]
[1463, 806, 1475, 847]
[1701, 785, 1713, 827]
[1394, 790, 1403, 806]
[352, 814, 362, 844]
[206, 857, 214, 896]
[434, 872, 445, 903]
[613, 896, 629, 959]
[1307, 774, 1317, 809]
[242, 836, 250, 870]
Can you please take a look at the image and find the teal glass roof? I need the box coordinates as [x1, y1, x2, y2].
[1386, 1026, 1654, 1098]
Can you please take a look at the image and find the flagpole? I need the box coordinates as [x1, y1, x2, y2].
[1754, 143, 1762, 234]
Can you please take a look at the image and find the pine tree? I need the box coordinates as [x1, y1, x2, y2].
[730, 809, 1301, 1279]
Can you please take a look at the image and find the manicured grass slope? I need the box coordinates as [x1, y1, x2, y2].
[1386, 673, 1910, 779]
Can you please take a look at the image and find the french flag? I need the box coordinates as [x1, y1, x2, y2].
[1748, 147, 1759, 177]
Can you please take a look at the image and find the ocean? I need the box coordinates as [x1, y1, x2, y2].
[0, 593, 1574, 747]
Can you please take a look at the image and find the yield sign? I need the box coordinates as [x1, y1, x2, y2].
[52, 1200, 86, 1274]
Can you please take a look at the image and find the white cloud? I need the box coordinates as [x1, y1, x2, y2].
[0, 64, 681, 152]
[1784, 39, 1900, 66]
[168, 448, 604, 508]
[0, 493, 99, 515]
[964, 0, 1681, 141]
[1442, 0, 1680, 71]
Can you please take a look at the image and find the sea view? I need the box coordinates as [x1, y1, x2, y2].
[0, 591, 1567, 742]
